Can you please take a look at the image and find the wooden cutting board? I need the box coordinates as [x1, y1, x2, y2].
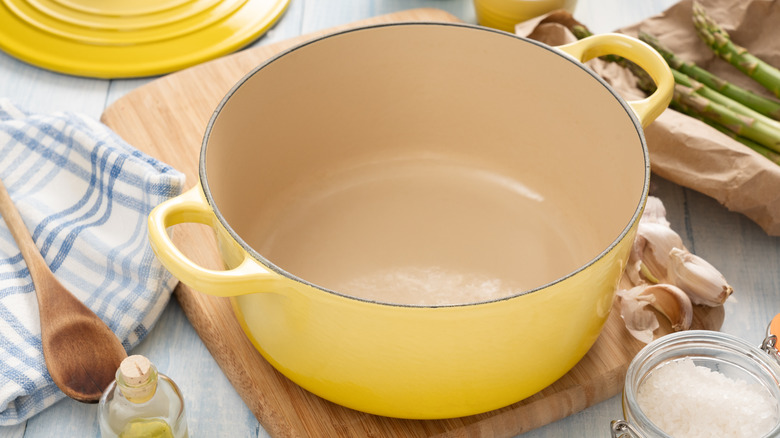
[101, 9, 723, 437]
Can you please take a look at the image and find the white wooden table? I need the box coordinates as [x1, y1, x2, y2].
[1, 0, 778, 436]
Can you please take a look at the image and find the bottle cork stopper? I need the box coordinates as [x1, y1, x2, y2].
[120, 355, 152, 386]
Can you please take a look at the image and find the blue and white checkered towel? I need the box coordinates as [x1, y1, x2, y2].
[0, 100, 185, 425]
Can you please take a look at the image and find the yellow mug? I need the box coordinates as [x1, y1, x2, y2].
[474, 0, 578, 33]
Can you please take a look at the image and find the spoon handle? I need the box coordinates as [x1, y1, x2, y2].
[0, 178, 53, 289]
[0, 177, 128, 402]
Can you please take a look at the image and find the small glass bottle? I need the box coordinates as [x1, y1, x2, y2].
[98, 355, 188, 438]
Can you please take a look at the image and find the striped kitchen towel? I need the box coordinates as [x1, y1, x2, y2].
[0, 99, 185, 424]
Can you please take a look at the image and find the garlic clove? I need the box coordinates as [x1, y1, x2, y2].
[633, 221, 685, 284]
[619, 270, 636, 291]
[625, 235, 647, 287]
[669, 247, 733, 306]
[617, 283, 693, 343]
[618, 286, 660, 344]
[640, 283, 693, 332]
[624, 196, 679, 287]
[642, 196, 671, 227]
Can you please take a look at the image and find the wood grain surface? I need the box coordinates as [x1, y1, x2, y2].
[101, 9, 722, 437]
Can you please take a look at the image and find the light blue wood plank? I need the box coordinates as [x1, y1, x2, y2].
[0, 423, 25, 438]
[105, 78, 157, 112]
[23, 399, 98, 438]
[130, 298, 265, 438]
[10, 298, 266, 438]
[299, 0, 374, 33]
[520, 395, 622, 437]
[0, 52, 109, 119]
[684, 188, 780, 345]
[372, 0, 477, 22]
[249, 0, 306, 46]
[298, 0, 477, 34]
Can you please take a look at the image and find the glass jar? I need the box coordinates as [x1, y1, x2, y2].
[612, 330, 780, 438]
[473, 0, 578, 33]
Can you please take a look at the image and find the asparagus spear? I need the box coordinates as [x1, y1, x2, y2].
[672, 69, 780, 129]
[539, 11, 780, 165]
[744, 142, 780, 165]
[693, 1, 780, 99]
[673, 83, 780, 153]
[673, 101, 780, 165]
[638, 31, 780, 120]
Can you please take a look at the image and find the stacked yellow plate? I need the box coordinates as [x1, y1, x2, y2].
[0, 0, 289, 78]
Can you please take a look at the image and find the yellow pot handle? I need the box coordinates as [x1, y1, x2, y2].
[148, 186, 286, 297]
[556, 33, 673, 128]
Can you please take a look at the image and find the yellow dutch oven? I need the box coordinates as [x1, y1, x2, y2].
[148, 23, 672, 419]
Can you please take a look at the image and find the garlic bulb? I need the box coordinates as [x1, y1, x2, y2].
[618, 196, 733, 343]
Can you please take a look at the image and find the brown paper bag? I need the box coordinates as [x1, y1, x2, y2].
[516, 0, 780, 236]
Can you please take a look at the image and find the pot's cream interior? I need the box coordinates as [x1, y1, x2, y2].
[203, 24, 647, 306]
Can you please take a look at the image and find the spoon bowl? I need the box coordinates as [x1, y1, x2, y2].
[0, 178, 127, 403]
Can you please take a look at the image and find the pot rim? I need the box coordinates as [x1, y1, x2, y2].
[198, 21, 651, 309]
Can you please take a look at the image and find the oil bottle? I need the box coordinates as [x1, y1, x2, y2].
[98, 355, 188, 438]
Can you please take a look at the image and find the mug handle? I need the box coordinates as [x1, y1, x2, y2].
[147, 186, 286, 297]
[556, 33, 673, 128]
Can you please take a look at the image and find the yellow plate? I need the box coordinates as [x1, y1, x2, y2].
[0, 0, 290, 78]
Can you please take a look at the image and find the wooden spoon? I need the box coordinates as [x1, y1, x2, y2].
[0, 178, 127, 403]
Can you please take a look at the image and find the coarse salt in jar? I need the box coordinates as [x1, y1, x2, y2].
[612, 329, 780, 438]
